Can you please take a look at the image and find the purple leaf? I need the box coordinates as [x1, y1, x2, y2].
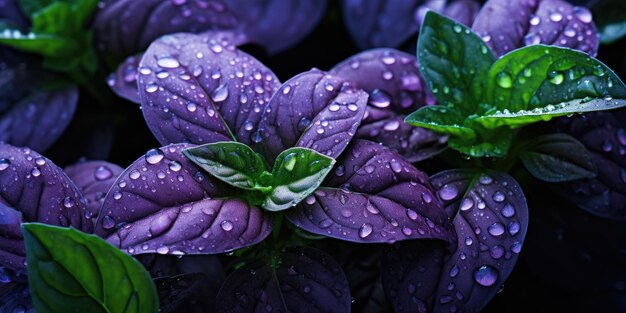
[64, 161, 124, 222]
[107, 53, 142, 103]
[257, 69, 368, 161]
[330, 48, 446, 161]
[382, 169, 529, 312]
[216, 246, 351, 312]
[137, 32, 280, 147]
[0, 0, 28, 28]
[444, 0, 481, 27]
[472, 0, 599, 57]
[0, 144, 92, 272]
[0, 283, 33, 313]
[286, 140, 452, 243]
[94, 0, 326, 58]
[341, 0, 438, 49]
[94, 143, 272, 255]
[554, 110, 626, 220]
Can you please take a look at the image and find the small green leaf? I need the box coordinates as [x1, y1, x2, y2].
[519, 133, 597, 182]
[418, 11, 495, 114]
[263, 148, 336, 212]
[183, 142, 270, 191]
[448, 127, 514, 158]
[23, 223, 158, 313]
[404, 105, 476, 139]
[0, 29, 75, 57]
[483, 44, 626, 118]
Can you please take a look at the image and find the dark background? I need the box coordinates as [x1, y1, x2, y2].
[42, 1, 626, 312]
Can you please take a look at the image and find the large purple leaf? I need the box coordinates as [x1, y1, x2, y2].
[108, 30, 249, 105]
[554, 110, 626, 220]
[472, 0, 599, 57]
[94, 0, 327, 58]
[286, 140, 452, 243]
[137, 32, 280, 147]
[256, 69, 368, 161]
[0, 144, 92, 272]
[216, 246, 351, 312]
[64, 161, 124, 222]
[382, 169, 529, 312]
[330, 48, 446, 162]
[0, 47, 79, 152]
[95, 143, 272, 255]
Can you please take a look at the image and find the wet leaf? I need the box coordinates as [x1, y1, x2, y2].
[64, 161, 124, 221]
[0, 143, 92, 272]
[23, 223, 158, 313]
[95, 144, 272, 255]
[137, 32, 280, 147]
[286, 140, 453, 243]
[216, 246, 351, 313]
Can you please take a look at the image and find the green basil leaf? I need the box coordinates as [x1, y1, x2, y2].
[479, 44, 626, 127]
[418, 11, 495, 114]
[263, 147, 335, 212]
[520, 133, 597, 182]
[183, 142, 270, 191]
[448, 126, 514, 158]
[23, 223, 158, 313]
[404, 105, 476, 139]
[0, 29, 75, 57]
[21, 0, 98, 29]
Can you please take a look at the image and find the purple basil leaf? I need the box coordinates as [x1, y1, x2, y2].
[444, 0, 481, 27]
[64, 161, 124, 222]
[94, 0, 326, 58]
[95, 143, 272, 255]
[0, 283, 33, 313]
[330, 48, 446, 161]
[216, 246, 351, 312]
[286, 140, 453, 243]
[0, 87, 78, 152]
[0, 0, 28, 29]
[383, 169, 528, 312]
[137, 32, 280, 147]
[342, 0, 442, 49]
[107, 53, 142, 103]
[472, 0, 599, 57]
[0, 143, 92, 272]
[257, 69, 368, 161]
[554, 110, 626, 220]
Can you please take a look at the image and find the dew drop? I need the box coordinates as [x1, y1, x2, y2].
[496, 72, 513, 89]
[329, 103, 340, 112]
[383, 120, 400, 131]
[63, 196, 74, 208]
[488, 222, 505, 236]
[0, 159, 10, 171]
[508, 221, 521, 235]
[31, 167, 41, 177]
[369, 89, 391, 108]
[221, 220, 234, 231]
[529, 15, 541, 25]
[492, 191, 505, 202]
[102, 215, 115, 229]
[473, 265, 499, 286]
[501, 203, 515, 217]
[438, 184, 459, 201]
[211, 84, 229, 102]
[156, 246, 170, 254]
[406, 209, 418, 220]
[113, 190, 122, 200]
[549, 12, 563, 22]
[157, 56, 179, 68]
[524, 33, 541, 45]
[145, 148, 165, 164]
[358, 223, 373, 238]
[94, 166, 112, 180]
[465, 236, 473, 245]
[449, 264, 459, 277]
[168, 161, 182, 172]
[548, 71, 564, 85]
[573, 6, 592, 23]
[460, 198, 474, 211]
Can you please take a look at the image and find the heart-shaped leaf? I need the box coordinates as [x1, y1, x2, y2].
[23, 223, 158, 313]
[137, 32, 280, 147]
[264, 147, 335, 212]
[419, 11, 495, 113]
[64, 161, 124, 221]
[183, 142, 268, 191]
[256, 69, 368, 161]
[382, 169, 529, 312]
[472, 0, 599, 57]
[216, 246, 351, 312]
[286, 140, 453, 243]
[95, 144, 272, 255]
[520, 133, 597, 182]
[0, 143, 92, 272]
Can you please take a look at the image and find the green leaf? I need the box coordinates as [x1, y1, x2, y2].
[448, 127, 514, 158]
[519, 133, 597, 182]
[183, 142, 270, 191]
[404, 105, 476, 139]
[482, 44, 626, 120]
[263, 148, 336, 212]
[23, 223, 158, 313]
[20, 0, 52, 17]
[0, 29, 75, 57]
[21, 0, 98, 29]
[418, 11, 495, 113]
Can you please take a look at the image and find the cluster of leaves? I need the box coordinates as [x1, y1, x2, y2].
[1, 0, 626, 312]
